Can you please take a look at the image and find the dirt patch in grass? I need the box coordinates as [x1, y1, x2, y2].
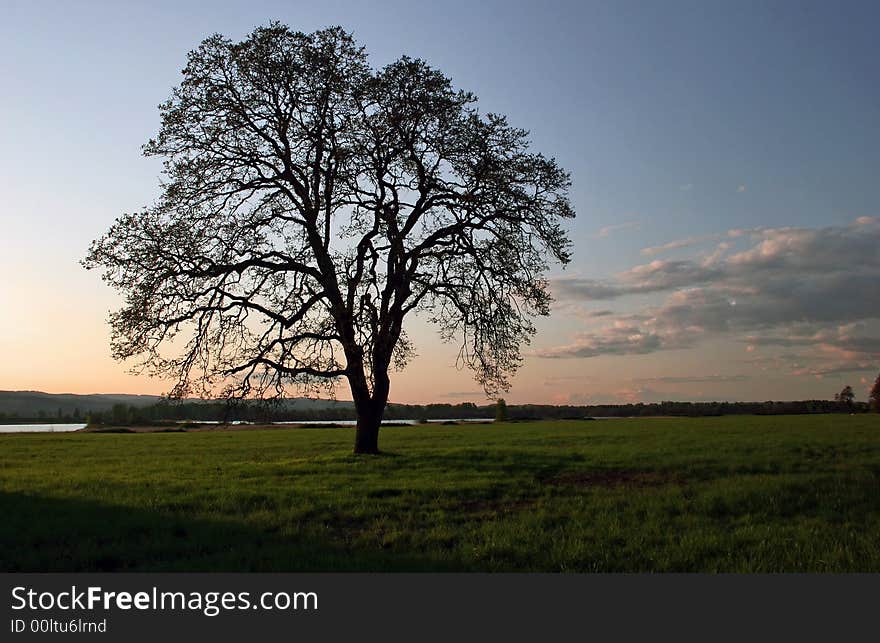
[545, 469, 678, 489]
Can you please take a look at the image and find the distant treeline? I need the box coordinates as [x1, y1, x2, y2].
[8, 398, 864, 426]
[0, 409, 87, 424]
[509, 399, 873, 418]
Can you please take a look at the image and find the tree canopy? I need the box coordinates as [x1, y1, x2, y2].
[836, 385, 855, 406]
[869, 373, 880, 413]
[84, 23, 574, 452]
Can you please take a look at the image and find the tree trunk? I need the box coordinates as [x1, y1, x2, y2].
[354, 397, 387, 455]
[353, 411, 381, 454]
[347, 349, 391, 454]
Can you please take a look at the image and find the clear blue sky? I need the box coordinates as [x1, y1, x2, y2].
[2, 1, 878, 403]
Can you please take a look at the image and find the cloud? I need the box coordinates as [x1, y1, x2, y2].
[560, 386, 739, 404]
[548, 303, 619, 322]
[746, 324, 880, 357]
[620, 260, 724, 290]
[737, 184, 747, 193]
[438, 391, 485, 399]
[593, 221, 639, 238]
[544, 217, 880, 364]
[639, 227, 768, 258]
[701, 241, 731, 266]
[536, 322, 673, 358]
[641, 236, 705, 256]
[632, 374, 751, 384]
[551, 278, 630, 300]
[791, 363, 876, 377]
[552, 260, 722, 301]
[542, 375, 598, 386]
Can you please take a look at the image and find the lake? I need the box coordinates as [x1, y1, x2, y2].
[0, 419, 495, 433]
[0, 423, 87, 433]
[275, 418, 495, 426]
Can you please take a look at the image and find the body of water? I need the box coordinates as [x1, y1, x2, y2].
[275, 418, 495, 426]
[0, 419, 496, 433]
[0, 423, 87, 433]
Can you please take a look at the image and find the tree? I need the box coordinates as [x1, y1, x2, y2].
[495, 398, 509, 423]
[111, 403, 132, 425]
[869, 373, 880, 413]
[83, 24, 574, 454]
[835, 385, 855, 408]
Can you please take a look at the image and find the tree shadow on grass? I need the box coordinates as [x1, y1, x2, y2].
[0, 491, 452, 572]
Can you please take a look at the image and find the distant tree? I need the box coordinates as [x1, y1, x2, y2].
[869, 373, 880, 413]
[86, 411, 104, 426]
[495, 398, 509, 422]
[110, 403, 132, 425]
[835, 385, 855, 408]
[83, 24, 574, 454]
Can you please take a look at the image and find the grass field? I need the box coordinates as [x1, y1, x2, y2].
[1, 415, 879, 572]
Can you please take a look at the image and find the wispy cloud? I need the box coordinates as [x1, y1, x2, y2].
[790, 363, 876, 378]
[542, 375, 598, 386]
[632, 374, 750, 384]
[555, 386, 739, 405]
[593, 220, 640, 239]
[641, 236, 705, 256]
[737, 184, 747, 193]
[437, 391, 485, 399]
[640, 227, 766, 257]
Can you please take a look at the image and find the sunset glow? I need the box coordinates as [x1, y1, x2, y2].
[2, 1, 878, 404]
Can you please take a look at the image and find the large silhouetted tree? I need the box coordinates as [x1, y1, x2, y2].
[84, 24, 574, 453]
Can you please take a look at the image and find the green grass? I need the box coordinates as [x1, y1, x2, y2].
[2, 415, 879, 572]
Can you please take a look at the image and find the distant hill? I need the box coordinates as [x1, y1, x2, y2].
[0, 391, 162, 417]
[1, 390, 864, 423]
[0, 390, 352, 419]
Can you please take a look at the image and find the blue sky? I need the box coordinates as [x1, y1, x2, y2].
[1, 1, 878, 403]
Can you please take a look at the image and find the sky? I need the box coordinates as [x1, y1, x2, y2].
[1, 0, 879, 404]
